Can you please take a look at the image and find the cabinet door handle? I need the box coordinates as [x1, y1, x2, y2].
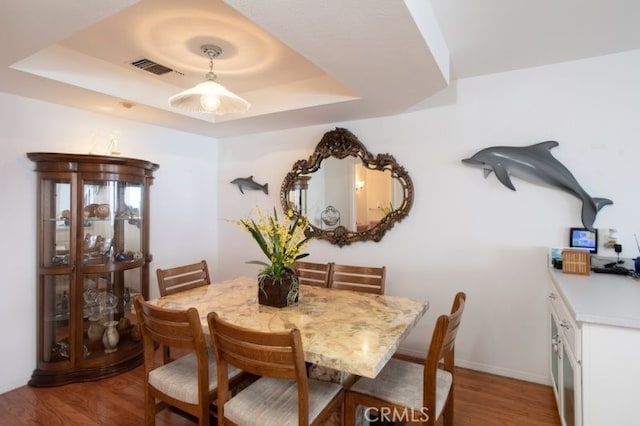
[560, 320, 570, 329]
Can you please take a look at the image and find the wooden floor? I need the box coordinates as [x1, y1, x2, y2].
[0, 362, 560, 425]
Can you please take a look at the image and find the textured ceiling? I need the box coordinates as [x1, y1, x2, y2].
[1, 0, 639, 138]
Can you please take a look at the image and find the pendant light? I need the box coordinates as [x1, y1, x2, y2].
[168, 44, 250, 115]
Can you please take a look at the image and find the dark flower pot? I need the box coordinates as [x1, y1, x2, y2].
[258, 270, 299, 308]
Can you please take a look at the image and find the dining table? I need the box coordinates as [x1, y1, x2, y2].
[148, 276, 428, 379]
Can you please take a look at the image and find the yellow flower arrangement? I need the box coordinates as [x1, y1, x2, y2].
[235, 207, 309, 279]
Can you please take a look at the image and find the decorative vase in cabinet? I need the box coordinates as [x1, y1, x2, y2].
[102, 321, 120, 353]
[87, 315, 104, 342]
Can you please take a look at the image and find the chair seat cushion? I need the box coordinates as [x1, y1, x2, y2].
[149, 349, 242, 405]
[225, 376, 343, 425]
[349, 358, 452, 420]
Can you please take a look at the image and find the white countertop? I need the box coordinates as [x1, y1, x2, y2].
[548, 266, 640, 329]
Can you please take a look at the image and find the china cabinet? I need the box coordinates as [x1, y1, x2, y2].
[27, 152, 159, 386]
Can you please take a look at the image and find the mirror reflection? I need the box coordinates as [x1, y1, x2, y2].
[281, 128, 413, 246]
[298, 158, 406, 233]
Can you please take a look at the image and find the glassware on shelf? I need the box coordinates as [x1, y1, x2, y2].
[98, 291, 118, 319]
[83, 287, 98, 304]
[83, 287, 100, 318]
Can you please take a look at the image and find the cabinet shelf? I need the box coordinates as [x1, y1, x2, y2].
[81, 258, 145, 272]
[46, 217, 143, 223]
[46, 312, 70, 322]
[27, 152, 158, 387]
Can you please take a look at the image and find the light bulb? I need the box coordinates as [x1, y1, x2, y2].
[200, 94, 220, 112]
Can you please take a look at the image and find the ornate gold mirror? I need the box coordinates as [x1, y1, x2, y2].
[280, 127, 414, 246]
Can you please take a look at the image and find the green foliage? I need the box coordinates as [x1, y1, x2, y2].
[235, 207, 309, 278]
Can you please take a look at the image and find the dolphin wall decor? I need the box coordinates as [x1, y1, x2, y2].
[230, 176, 269, 195]
[461, 141, 612, 231]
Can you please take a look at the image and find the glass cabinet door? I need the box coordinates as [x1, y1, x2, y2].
[80, 269, 140, 362]
[81, 181, 144, 266]
[563, 346, 577, 426]
[78, 180, 144, 364]
[40, 275, 71, 366]
[38, 178, 74, 368]
[42, 180, 72, 267]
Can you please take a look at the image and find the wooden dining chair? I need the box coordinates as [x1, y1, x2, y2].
[207, 312, 344, 425]
[156, 260, 211, 297]
[156, 260, 211, 362]
[293, 261, 333, 288]
[133, 295, 243, 426]
[344, 292, 466, 426]
[329, 263, 386, 295]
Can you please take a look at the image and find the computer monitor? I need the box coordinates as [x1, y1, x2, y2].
[569, 227, 598, 254]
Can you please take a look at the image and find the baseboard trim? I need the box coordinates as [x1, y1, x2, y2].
[395, 348, 551, 386]
[455, 359, 551, 386]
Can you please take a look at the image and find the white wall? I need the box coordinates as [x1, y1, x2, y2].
[216, 49, 640, 385]
[0, 94, 218, 393]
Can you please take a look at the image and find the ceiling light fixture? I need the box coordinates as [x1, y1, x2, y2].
[168, 44, 250, 115]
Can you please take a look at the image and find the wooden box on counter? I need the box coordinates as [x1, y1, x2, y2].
[562, 249, 591, 275]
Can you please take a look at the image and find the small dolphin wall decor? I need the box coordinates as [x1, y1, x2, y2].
[230, 176, 269, 195]
[462, 141, 612, 231]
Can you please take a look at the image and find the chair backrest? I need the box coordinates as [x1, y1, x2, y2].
[133, 295, 211, 412]
[329, 263, 386, 294]
[422, 292, 466, 412]
[157, 260, 211, 296]
[207, 312, 310, 425]
[293, 261, 333, 287]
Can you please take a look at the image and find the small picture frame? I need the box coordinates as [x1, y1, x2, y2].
[549, 247, 564, 268]
[569, 227, 598, 254]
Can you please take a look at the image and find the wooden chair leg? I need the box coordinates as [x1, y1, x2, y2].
[344, 392, 356, 426]
[442, 391, 454, 426]
[145, 389, 156, 426]
[197, 404, 210, 426]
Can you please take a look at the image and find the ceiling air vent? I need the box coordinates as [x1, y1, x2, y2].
[130, 58, 173, 75]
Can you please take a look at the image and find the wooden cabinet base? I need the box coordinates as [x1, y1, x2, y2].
[28, 352, 143, 387]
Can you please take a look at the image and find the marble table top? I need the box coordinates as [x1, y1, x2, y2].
[150, 276, 428, 378]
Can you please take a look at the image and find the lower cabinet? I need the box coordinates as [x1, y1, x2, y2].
[549, 289, 581, 426]
[549, 275, 640, 426]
